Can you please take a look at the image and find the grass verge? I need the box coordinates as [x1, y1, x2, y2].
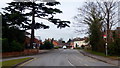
[84, 49, 119, 60]
[0, 57, 32, 68]
[84, 49, 106, 56]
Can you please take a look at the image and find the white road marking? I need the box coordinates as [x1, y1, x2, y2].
[73, 54, 91, 66]
[84, 64, 88, 66]
[65, 55, 74, 66]
[68, 59, 74, 66]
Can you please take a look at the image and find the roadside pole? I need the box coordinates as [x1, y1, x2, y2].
[103, 35, 107, 56]
[105, 42, 108, 56]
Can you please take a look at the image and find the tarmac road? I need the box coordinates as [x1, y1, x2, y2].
[20, 49, 115, 66]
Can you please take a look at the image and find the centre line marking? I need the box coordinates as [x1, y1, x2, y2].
[68, 59, 74, 66]
[66, 55, 74, 66]
[84, 64, 88, 66]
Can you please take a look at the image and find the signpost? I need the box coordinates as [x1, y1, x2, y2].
[103, 35, 107, 39]
[103, 34, 108, 56]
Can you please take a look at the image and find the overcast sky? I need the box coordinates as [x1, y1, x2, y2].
[33, 1, 86, 41]
[1, 0, 88, 41]
[1, 0, 119, 41]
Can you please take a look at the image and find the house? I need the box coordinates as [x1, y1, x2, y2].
[45, 38, 61, 47]
[104, 27, 120, 42]
[73, 39, 86, 48]
[70, 37, 88, 48]
[116, 27, 120, 38]
[70, 41, 74, 49]
[24, 32, 42, 49]
[24, 36, 42, 49]
[52, 40, 59, 47]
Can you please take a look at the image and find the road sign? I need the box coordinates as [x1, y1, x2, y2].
[103, 35, 107, 38]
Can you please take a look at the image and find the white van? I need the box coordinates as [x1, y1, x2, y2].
[62, 46, 67, 49]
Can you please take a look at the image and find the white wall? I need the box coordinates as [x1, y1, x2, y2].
[73, 40, 86, 48]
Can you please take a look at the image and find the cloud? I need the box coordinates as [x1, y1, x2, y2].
[1, 0, 86, 41]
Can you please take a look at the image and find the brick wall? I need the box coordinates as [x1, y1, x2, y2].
[2, 49, 38, 58]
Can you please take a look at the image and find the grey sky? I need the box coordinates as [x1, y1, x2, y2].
[1, 0, 119, 41]
[0, 0, 87, 41]
[32, 1, 86, 41]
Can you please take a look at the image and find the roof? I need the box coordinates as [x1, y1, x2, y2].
[72, 38, 85, 41]
[25, 36, 42, 44]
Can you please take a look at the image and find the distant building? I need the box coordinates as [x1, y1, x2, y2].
[45, 38, 62, 47]
[116, 27, 120, 38]
[52, 40, 59, 47]
[70, 37, 88, 48]
[24, 32, 42, 49]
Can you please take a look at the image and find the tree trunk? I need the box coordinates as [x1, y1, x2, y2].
[30, 2, 35, 49]
[106, 9, 110, 44]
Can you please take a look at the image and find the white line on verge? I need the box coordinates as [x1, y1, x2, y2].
[17, 58, 36, 67]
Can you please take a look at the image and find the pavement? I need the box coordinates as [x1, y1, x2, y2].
[17, 49, 117, 67]
[79, 50, 119, 66]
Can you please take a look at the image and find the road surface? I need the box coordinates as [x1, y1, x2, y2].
[20, 49, 115, 66]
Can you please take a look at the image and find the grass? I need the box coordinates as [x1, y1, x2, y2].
[0, 57, 32, 67]
[84, 49, 119, 60]
[54, 47, 59, 49]
[84, 49, 106, 56]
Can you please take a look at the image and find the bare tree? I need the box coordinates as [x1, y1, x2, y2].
[74, 2, 104, 34]
[97, 0, 118, 42]
[74, 0, 118, 42]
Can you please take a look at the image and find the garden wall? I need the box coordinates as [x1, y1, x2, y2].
[2, 49, 39, 58]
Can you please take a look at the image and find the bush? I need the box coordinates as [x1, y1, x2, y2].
[81, 45, 85, 49]
[54, 47, 59, 49]
[39, 44, 45, 49]
[2, 38, 11, 52]
[39, 40, 54, 49]
[10, 40, 24, 52]
[2, 39, 24, 52]
[108, 42, 115, 55]
[108, 38, 120, 56]
[2, 27, 25, 44]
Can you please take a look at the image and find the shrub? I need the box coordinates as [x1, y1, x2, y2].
[2, 39, 24, 52]
[54, 47, 59, 49]
[108, 42, 115, 55]
[81, 45, 85, 49]
[10, 40, 24, 52]
[40, 40, 54, 49]
[2, 38, 11, 52]
[108, 38, 120, 56]
[39, 44, 45, 49]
